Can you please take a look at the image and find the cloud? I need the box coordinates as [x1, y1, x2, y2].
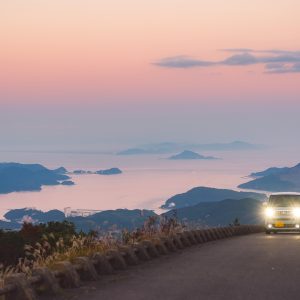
[265, 62, 300, 73]
[221, 49, 300, 56]
[259, 54, 300, 64]
[154, 49, 300, 73]
[222, 53, 258, 65]
[265, 63, 285, 70]
[153, 56, 215, 68]
[221, 48, 254, 53]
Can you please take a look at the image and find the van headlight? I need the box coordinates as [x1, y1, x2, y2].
[265, 207, 275, 217]
[293, 208, 300, 217]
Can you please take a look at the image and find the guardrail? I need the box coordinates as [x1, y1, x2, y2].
[0, 225, 264, 300]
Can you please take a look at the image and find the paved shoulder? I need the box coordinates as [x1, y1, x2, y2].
[55, 234, 300, 300]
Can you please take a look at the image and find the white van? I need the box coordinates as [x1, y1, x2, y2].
[265, 193, 300, 234]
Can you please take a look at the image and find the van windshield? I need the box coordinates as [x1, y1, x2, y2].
[269, 195, 300, 207]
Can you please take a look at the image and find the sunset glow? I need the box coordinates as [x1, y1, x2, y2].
[1, 0, 299, 105]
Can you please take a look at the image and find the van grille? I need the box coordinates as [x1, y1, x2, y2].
[275, 210, 292, 216]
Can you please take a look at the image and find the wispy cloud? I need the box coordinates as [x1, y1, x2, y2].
[154, 56, 215, 68]
[221, 49, 300, 56]
[221, 48, 254, 53]
[265, 62, 300, 73]
[154, 49, 300, 73]
[222, 53, 258, 65]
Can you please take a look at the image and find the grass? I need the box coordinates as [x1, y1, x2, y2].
[0, 215, 184, 285]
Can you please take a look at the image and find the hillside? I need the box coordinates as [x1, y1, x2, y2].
[163, 198, 263, 226]
[250, 166, 289, 178]
[4, 208, 65, 224]
[0, 208, 157, 232]
[69, 209, 156, 232]
[239, 163, 300, 192]
[161, 187, 266, 209]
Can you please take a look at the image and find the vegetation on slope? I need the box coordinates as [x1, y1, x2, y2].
[161, 187, 266, 209]
[0, 216, 182, 279]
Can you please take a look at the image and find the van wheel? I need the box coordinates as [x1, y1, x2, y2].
[265, 230, 271, 234]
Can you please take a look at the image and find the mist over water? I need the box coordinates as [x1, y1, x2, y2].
[1, 146, 299, 218]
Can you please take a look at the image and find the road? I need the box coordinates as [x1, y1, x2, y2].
[55, 233, 300, 300]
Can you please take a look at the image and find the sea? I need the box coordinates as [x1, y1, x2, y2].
[0, 146, 299, 218]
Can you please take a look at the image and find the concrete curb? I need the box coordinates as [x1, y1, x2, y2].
[0, 225, 264, 299]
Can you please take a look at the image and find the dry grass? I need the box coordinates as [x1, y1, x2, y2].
[0, 215, 184, 283]
[22, 233, 119, 271]
[122, 215, 184, 244]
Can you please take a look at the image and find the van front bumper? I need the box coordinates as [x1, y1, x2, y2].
[265, 221, 300, 231]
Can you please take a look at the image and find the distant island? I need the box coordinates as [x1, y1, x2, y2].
[73, 170, 93, 174]
[61, 180, 75, 186]
[0, 163, 71, 194]
[117, 148, 148, 155]
[168, 150, 218, 160]
[117, 141, 263, 155]
[161, 186, 266, 209]
[239, 163, 300, 192]
[96, 168, 122, 175]
[71, 168, 123, 175]
[53, 167, 68, 174]
[73, 170, 88, 174]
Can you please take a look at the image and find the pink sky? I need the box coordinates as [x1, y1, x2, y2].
[1, 1, 300, 150]
[1, 0, 300, 105]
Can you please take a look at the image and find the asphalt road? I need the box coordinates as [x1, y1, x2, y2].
[55, 233, 300, 300]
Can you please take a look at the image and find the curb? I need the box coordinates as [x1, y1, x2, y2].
[0, 225, 264, 300]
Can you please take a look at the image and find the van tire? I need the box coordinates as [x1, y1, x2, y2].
[265, 230, 271, 234]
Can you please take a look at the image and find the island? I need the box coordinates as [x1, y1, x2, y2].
[96, 168, 122, 175]
[61, 180, 75, 186]
[161, 186, 267, 209]
[53, 167, 68, 174]
[196, 140, 263, 151]
[0, 162, 71, 194]
[73, 170, 89, 174]
[117, 148, 148, 155]
[116, 141, 263, 155]
[168, 150, 217, 160]
[238, 163, 300, 192]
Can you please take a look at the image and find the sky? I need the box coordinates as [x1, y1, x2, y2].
[1, 0, 300, 150]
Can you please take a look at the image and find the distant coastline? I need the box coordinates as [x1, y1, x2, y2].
[117, 141, 264, 155]
[0, 163, 123, 195]
[0, 186, 267, 232]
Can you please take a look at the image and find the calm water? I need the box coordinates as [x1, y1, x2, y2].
[0, 147, 299, 218]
